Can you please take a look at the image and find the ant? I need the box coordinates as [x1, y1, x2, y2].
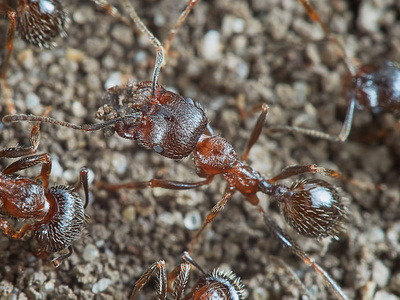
[268, 0, 400, 142]
[0, 119, 89, 267]
[3, 0, 350, 298]
[0, 0, 68, 113]
[130, 251, 245, 299]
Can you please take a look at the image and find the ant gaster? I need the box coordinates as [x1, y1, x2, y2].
[0, 0, 68, 113]
[3, 0, 349, 298]
[0, 120, 89, 267]
[269, 0, 400, 142]
[129, 251, 245, 300]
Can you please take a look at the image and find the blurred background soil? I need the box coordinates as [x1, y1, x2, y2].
[0, 0, 399, 299]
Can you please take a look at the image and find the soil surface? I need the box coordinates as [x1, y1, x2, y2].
[0, 0, 399, 299]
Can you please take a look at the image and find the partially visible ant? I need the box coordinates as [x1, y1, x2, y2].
[130, 251, 245, 300]
[268, 0, 400, 142]
[0, 119, 89, 267]
[3, 0, 350, 298]
[0, 0, 68, 113]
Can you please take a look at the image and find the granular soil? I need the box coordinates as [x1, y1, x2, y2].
[0, 0, 399, 299]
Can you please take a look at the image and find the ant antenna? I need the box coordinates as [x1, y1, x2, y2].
[2, 114, 131, 132]
[120, 0, 164, 97]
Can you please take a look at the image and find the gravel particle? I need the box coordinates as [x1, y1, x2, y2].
[92, 278, 111, 294]
[83, 244, 100, 262]
[202, 30, 222, 62]
[122, 205, 137, 223]
[105, 71, 123, 90]
[372, 260, 391, 288]
[184, 211, 202, 230]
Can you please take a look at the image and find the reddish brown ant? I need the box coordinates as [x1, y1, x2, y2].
[0, 0, 68, 113]
[268, 0, 400, 142]
[2, 1, 350, 298]
[0, 120, 89, 267]
[130, 251, 245, 299]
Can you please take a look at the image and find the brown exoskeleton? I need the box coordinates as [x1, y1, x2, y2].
[0, 121, 89, 267]
[3, 1, 350, 298]
[130, 251, 245, 300]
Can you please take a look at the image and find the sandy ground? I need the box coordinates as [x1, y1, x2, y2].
[0, 0, 400, 299]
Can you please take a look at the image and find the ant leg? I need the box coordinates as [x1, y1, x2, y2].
[0, 125, 40, 158]
[89, 0, 136, 32]
[258, 206, 348, 300]
[297, 0, 357, 76]
[188, 187, 235, 252]
[267, 164, 347, 184]
[163, 0, 199, 59]
[130, 260, 167, 300]
[0, 4, 17, 114]
[236, 93, 264, 121]
[100, 175, 214, 191]
[0, 220, 33, 240]
[168, 262, 191, 299]
[242, 104, 269, 161]
[0, 106, 51, 158]
[266, 93, 356, 142]
[51, 246, 73, 268]
[2, 153, 52, 189]
[76, 168, 90, 208]
[269, 255, 311, 299]
[267, 163, 378, 191]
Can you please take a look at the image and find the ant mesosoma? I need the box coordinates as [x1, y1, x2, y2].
[268, 0, 400, 142]
[130, 251, 245, 300]
[0, 120, 89, 267]
[0, 0, 68, 113]
[3, 0, 349, 298]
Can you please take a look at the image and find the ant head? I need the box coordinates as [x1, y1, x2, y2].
[19, 0, 67, 47]
[277, 179, 346, 239]
[33, 187, 87, 254]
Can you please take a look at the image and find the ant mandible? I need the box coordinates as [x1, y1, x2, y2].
[130, 251, 245, 300]
[268, 0, 400, 142]
[0, 119, 89, 267]
[0, 0, 67, 113]
[3, 0, 349, 298]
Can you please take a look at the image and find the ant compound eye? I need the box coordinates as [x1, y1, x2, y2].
[281, 179, 346, 239]
[19, 0, 67, 47]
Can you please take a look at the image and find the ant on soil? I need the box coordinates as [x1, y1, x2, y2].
[0, 0, 68, 113]
[129, 251, 245, 300]
[0, 114, 89, 267]
[3, 0, 350, 298]
[268, 0, 400, 142]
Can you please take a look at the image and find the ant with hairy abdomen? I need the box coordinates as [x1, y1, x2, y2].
[130, 251, 245, 300]
[3, 0, 350, 298]
[0, 120, 89, 267]
[0, 0, 68, 113]
[268, 0, 400, 142]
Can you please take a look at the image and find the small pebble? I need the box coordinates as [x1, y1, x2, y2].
[202, 30, 221, 62]
[83, 244, 100, 262]
[92, 278, 111, 294]
[184, 211, 202, 230]
[122, 205, 136, 223]
[105, 72, 122, 90]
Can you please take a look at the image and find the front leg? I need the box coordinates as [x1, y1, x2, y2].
[0, 219, 33, 240]
[3, 153, 52, 189]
